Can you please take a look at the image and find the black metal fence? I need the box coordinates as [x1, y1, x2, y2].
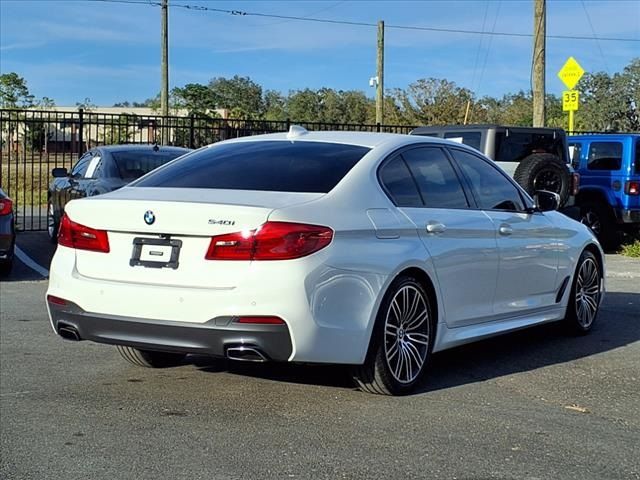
[0, 108, 417, 231]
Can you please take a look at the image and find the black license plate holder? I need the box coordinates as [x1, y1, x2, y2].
[130, 237, 182, 269]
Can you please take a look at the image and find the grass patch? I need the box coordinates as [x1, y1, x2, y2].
[620, 239, 640, 258]
[0, 154, 76, 206]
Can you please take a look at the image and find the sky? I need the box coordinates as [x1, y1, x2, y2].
[1, 0, 639, 107]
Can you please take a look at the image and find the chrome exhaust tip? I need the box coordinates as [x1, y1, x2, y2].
[58, 325, 81, 341]
[226, 346, 268, 363]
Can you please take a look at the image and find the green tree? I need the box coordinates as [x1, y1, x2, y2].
[388, 78, 474, 125]
[263, 89, 288, 121]
[172, 83, 216, 116]
[209, 75, 264, 118]
[287, 89, 322, 122]
[0, 72, 35, 108]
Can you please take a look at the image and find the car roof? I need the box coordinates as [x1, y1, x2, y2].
[96, 144, 191, 153]
[568, 133, 640, 141]
[411, 124, 565, 134]
[214, 129, 464, 150]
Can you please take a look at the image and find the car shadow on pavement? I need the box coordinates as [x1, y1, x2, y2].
[190, 291, 640, 395]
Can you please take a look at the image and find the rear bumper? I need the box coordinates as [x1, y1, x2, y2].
[614, 208, 640, 224]
[48, 299, 293, 361]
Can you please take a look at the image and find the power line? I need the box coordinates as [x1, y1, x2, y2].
[84, 0, 640, 43]
[581, 0, 610, 73]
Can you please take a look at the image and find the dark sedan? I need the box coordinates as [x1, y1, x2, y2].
[0, 188, 16, 276]
[47, 144, 190, 242]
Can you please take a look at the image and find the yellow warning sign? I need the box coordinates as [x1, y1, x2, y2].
[558, 57, 585, 90]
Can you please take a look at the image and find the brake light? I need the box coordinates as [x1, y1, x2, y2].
[205, 222, 333, 261]
[571, 172, 580, 196]
[236, 316, 285, 325]
[0, 197, 13, 216]
[58, 213, 110, 253]
[625, 180, 639, 195]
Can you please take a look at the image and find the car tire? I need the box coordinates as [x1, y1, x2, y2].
[116, 345, 186, 368]
[47, 201, 59, 244]
[0, 258, 13, 277]
[580, 202, 619, 250]
[564, 250, 602, 335]
[351, 276, 434, 395]
[514, 153, 571, 207]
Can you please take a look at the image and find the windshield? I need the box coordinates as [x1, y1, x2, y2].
[112, 151, 187, 181]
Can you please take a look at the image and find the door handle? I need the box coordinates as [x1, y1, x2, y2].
[426, 222, 446, 234]
[498, 224, 513, 236]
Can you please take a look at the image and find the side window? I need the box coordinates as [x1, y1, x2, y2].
[443, 132, 482, 151]
[587, 142, 623, 171]
[379, 155, 423, 207]
[70, 152, 93, 178]
[450, 148, 525, 212]
[401, 147, 469, 209]
[635, 140, 640, 174]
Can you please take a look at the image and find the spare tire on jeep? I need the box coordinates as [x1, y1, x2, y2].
[513, 153, 571, 207]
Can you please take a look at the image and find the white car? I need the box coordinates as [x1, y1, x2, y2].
[46, 127, 605, 395]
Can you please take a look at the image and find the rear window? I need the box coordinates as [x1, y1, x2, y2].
[635, 140, 640, 174]
[113, 151, 186, 181]
[495, 131, 566, 163]
[135, 141, 370, 193]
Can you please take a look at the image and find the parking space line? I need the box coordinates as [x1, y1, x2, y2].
[14, 246, 49, 278]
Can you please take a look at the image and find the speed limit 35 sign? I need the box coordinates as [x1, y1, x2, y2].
[563, 90, 579, 111]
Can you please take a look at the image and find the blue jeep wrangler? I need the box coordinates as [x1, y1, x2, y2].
[569, 134, 640, 248]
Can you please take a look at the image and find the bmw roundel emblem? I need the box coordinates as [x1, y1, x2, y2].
[144, 210, 155, 225]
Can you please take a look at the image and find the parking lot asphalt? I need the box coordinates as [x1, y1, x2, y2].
[1, 233, 639, 479]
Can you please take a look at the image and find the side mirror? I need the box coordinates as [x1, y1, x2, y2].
[52, 167, 68, 178]
[534, 190, 560, 212]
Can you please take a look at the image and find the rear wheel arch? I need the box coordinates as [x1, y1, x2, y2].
[394, 267, 439, 326]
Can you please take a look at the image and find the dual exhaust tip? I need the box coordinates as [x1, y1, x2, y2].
[57, 323, 268, 363]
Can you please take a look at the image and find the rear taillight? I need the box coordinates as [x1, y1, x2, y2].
[205, 221, 333, 261]
[58, 213, 110, 253]
[625, 180, 639, 195]
[571, 172, 580, 196]
[0, 198, 13, 216]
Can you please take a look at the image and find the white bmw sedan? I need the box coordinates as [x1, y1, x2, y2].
[46, 127, 604, 395]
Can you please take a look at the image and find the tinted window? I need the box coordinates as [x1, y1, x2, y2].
[379, 156, 423, 207]
[444, 132, 482, 151]
[136, 141, 370, 193]
[495, 131, 565, 163]
[70, 152, 93, 177]
[113, 151, 186, 181]
[450, 149, 525, 211]
[587, 142, 623, 171]
[635, 140, 640, 174]
[402, 147, 468, 209]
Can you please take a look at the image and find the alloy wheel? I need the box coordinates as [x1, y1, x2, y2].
[581, 210, 601, 235]
[47, 203, 56, 238]
[533, 169, 562, 194]
[575, 257, 601, 329]
[384, 285, 429, 384]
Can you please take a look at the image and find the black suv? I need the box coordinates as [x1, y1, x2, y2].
[410, 125, 579, 212]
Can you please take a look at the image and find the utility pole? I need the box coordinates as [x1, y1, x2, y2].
[160, 0, 169, 143]
[376, 20, 384, 126]
[532, 0, 546, 127]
